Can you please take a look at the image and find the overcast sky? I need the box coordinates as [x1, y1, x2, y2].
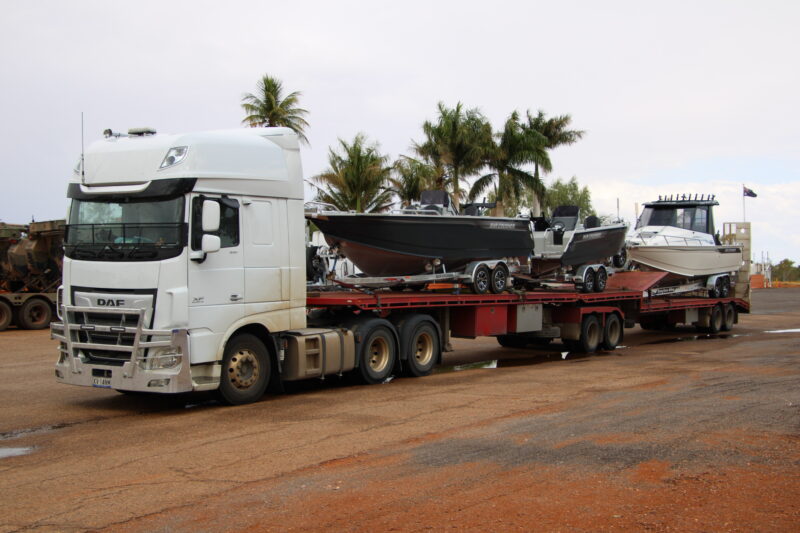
[1, 0, 798, 262]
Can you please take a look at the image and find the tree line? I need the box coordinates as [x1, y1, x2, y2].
[241, 74, 595, 218]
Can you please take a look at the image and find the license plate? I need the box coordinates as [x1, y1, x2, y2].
[92, 377, 112, 388]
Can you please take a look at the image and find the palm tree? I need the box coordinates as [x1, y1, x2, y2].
[387, 156, 438, 208]
[311, 134, 393, 213]
[414, 102, 492, 209]
[241, 74, 310, 144]
[523, 110, 584, 215]
[469, 111, 551, 216]
[524, 110, 584, 179]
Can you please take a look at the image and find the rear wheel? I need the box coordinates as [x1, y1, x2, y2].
[721, 303, 736, 331]
[400, 316, 439, 377]
[709, 277, 724, 298]
[17, 298, 52, 330]
[578, 314, 602, 353]
[218, 333, 270, 405]
[0, 300, 12, 331]
[612, 248, 627, 268]
[601, 313, 623, 350]
[354, 320, 398, 384]
[490, 264, 509, 294]
[472, 264, 491, 294]
[594, 267, 608, 293]
[706, 305, 724, 334]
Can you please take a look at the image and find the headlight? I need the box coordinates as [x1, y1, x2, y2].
[159, 146, 188, 169]
[141, 347, 182, 369]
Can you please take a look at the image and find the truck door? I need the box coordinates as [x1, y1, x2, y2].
[188, 195, 245, 327]
[241, 197, 289, 304]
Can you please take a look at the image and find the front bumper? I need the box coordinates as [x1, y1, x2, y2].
[51, 305, 194, 394]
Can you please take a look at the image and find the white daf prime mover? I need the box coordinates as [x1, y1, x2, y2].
[51, 127, 749, 405]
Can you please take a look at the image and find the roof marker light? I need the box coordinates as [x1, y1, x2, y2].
[159, 146, 188, 169]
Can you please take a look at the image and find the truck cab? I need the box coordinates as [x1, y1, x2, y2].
[52, 128, 307, 402]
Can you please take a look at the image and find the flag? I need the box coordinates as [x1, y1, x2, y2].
[743, 186, 757, 198]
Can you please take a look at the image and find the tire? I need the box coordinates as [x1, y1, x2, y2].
[579, 269, 595, 293]
[218, 333, 271, 405]
[400, 316, 439, 377]
[709, 277, 724, 298]
[472, 264, 491, 294]
[578, 314, 602, 353]
[612, 248, 627, 269]
[594, 266, 608, 293]
[17, 298, 52, 330]
[707, 305, 723, 334]
[489, 263, 509, 294]
[497, 334, 528, 348]
[0, 300, 12, 331]
[601, 313, 623, 350]
[720, 276, 731, 298]
[354, 320, 398, 384]
[721, 303, 735, 332]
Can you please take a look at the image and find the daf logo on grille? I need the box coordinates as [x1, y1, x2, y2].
[97, 298, 126, 307]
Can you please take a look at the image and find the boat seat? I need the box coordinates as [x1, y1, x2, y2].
[551, 205, 580, 231]
[584, 215, 600, 229]
[531, 217, 550, 231]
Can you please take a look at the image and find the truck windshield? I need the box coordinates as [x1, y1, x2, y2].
[64, 197, 186, 261]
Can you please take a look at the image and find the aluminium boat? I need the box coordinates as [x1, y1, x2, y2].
[529, 206, 628, 276]
[626, 195, 742, 278]
[305, 191, 533, 277]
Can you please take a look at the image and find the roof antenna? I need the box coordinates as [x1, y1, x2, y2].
[80, 112, 86, 185]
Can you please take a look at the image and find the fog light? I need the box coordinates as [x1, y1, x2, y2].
[147, 379, 170, 388]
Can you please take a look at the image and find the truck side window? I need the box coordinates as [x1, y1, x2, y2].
[191, 197, 240, 249]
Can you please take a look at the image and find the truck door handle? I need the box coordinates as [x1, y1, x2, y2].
[230, 294, 243, 302]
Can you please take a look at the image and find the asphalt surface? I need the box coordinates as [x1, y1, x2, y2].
[1, 289, 798, 532]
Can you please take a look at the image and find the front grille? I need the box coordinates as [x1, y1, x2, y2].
[67, 308, 148, 365]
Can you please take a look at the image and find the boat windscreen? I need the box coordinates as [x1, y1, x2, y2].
[637, 205, 711, 234]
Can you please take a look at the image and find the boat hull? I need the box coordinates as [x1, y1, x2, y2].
[531, 224, 628, 275]
[627, 245, 742, 278]
[308, 213, 533, 276]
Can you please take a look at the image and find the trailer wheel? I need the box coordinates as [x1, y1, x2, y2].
[601, 313, 623, 350]
[354, 320, 398, 384]
[490, 263, 509, 294]
[612, 248, 627, 269]
[0, 300, 12, 331]
[497, 334, 528, 348]
[17, 298, 52, 330]
[709, 277, 724, 298]
[472, 264, 491, 294]
[400, 316, 439, 377]
[218, 333, 270, 405]
[578, 314, 602, 353]
[594, 266, 608, 293]
[579, 269, 596, 293]
[706, 304, 724, 334]
[721, 303, 736, 331]
[720, 276, 731, 298]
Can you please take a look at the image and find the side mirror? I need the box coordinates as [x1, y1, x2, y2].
[202, 200, 220, 232]
[201, 234, 221, 254]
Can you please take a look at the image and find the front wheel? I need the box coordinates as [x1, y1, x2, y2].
[579, 269, 595, 293]
[218, 333, 271, 405]
[472, 264, 491, 294]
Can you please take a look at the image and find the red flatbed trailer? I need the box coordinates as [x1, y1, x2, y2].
[306, 271, 750, 358]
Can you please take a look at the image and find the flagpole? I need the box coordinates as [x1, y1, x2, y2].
[742, 183, 746, 221]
